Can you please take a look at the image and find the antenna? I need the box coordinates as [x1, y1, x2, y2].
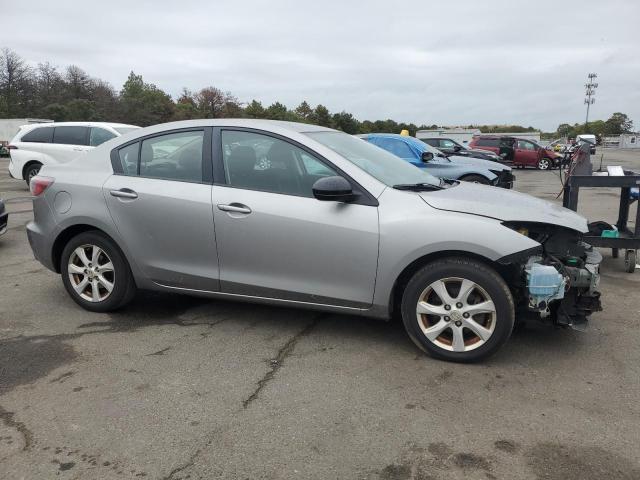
[584, 73, 598, 126]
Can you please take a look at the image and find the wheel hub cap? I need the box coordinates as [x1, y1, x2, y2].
[68, 244, 115, 302]
[416, 277, 497, 352]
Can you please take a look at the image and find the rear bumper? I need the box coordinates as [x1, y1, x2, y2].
[26, 220, 57, 271]
[8, 157, 21, 180]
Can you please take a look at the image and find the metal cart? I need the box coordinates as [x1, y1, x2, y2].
[563, 174, 640, 273]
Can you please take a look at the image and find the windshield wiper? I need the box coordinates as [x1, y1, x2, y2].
[392, 182, 443, 191]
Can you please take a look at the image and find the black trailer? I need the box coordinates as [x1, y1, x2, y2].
[563, 174, 640, 272]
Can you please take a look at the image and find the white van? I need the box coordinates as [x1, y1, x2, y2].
[576, 134, 597, 154]
[8, 122, 140, 184]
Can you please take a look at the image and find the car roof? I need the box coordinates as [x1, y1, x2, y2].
[21, 122, 139, 129]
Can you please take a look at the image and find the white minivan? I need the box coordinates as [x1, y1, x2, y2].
[8, 122, 140, 184]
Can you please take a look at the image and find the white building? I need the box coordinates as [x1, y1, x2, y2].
[416, 128, 541, 144]
[602, 133, 639, 149]
[0, 118, 53, 143]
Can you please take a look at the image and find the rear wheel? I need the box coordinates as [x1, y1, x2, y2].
[537, 158, 551, 170]
[61, 231, 136, 312]
[401, 257, 515, 362]
[460, 174, 490, 185]
[24, 163, 42, 186]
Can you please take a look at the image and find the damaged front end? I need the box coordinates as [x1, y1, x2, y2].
[500, 222, 602, 330]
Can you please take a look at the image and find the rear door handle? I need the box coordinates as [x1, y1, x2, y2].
[110, 188, 138, 199]
[217, 203, 251, 214]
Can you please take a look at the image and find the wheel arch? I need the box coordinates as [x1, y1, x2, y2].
[51, 224, 132, 275]
[459, 173, 492, 184]
[388, 250, 515, 319]
[22, 160, 43, 179]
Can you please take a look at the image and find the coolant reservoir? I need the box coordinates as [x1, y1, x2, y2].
[526, 263, 565, 310]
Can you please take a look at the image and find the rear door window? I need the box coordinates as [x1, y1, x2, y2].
[90, 127, 117, 146]
[140, 130, 204, 183]
[53, 126, 89, 146]
[477, 138, 499, 147]
[21, 127, 54, 143]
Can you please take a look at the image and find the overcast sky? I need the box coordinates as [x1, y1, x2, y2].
[4, 0, 639, 130]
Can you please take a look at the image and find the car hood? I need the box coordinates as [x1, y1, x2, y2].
[419, 182, 588, 233]
[446, 155, 510, 171]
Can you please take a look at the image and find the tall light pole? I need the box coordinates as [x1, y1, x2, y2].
[584, 73, 598, 126]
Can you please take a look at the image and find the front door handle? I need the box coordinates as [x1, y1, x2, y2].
[110, 188, 138, 199]
[217, 203, 252, 214]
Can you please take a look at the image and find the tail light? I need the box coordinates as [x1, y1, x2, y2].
[30, 176, 55, 196]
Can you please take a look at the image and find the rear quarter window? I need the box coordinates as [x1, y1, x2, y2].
[21, 127, 54, 143]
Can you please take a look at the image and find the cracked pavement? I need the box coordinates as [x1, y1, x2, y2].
[1, 153, 640, 479]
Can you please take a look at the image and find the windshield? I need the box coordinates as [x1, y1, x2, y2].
[114, 127, 140, 135]
[306, 131, 440, 187]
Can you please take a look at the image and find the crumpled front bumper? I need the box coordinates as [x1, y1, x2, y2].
[525, 247, 602, 330]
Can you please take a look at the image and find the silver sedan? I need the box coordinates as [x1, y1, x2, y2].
[26, 120, 602, 362]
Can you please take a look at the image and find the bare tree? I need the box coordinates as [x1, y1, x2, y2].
[0, 48, 33, 116]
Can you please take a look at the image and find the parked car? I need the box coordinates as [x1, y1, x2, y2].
[7, 122, 140, 185]
[362, 133, 514, 188]
[576, 134, 597, 154]
[421, 137, 504, 163]
[469, 135, 562, 170]
[27, 120, 602, 362]
[0, 198, 7, 236]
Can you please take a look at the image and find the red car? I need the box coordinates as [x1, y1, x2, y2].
[469, 135, 561, 170]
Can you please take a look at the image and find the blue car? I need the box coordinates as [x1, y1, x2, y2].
[361, 133, 514, 188]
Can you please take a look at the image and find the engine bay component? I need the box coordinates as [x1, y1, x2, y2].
[526, 260, 566, 316]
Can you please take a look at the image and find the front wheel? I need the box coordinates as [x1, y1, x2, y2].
[537, 158, 551, 170]
[61, 231, 137, 312]
[401, 257, 515, 362]
[460, 174, 490, 185]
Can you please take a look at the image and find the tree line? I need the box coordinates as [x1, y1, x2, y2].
[0, 48, 634, 138]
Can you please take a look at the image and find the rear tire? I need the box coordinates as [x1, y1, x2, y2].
[400, 257, 515, 362]
[61, 231, 136, 312]
[24, 163, 42, 186]
[460, 174, 491, 185]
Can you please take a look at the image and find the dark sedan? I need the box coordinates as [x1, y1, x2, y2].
[420, 137, 505, 163]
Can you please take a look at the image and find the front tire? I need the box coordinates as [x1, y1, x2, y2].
[61, 231, 136, 312]
[400, 257, 514, 362]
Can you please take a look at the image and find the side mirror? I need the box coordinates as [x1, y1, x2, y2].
[453, 145, 462, 152]
[421, 151, 434, 162]
[312, 176, 355, 202]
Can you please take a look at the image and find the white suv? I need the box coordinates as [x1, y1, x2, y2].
[8, 122, 140, 184]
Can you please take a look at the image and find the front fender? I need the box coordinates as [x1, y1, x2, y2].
[371, 188, 540, 311]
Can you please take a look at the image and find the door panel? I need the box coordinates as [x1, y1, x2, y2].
[103, 176, 219, 290]
[212, 186, 379, 307]
[515, 140, 538, 166]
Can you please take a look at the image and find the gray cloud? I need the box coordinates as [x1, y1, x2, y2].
[4, 0, 639, 130]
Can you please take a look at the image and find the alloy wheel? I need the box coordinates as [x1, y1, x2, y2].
[416, 277, 497, 352]
[538, 158, 550, 170]
[67, 244, 115, 302]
